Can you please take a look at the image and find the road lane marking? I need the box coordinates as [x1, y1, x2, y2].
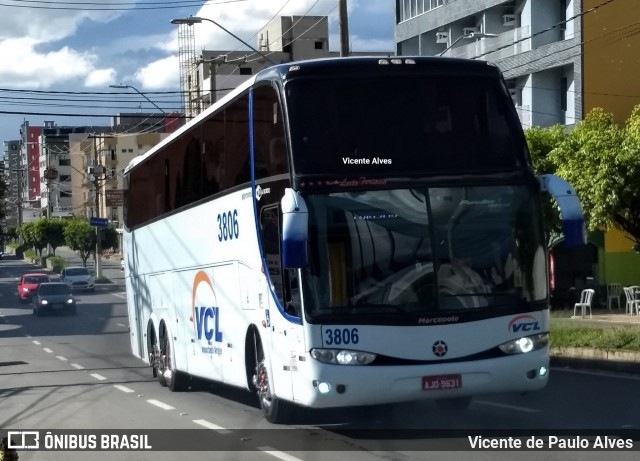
[258, 447, 304, 461]
[475, 400, 539, 413]
[90, 373, 107, 381]
[114, 385, 135, 393]
[56, 356, 68, 361]
[192, 419, 231, 434]
[32, 340, 41, 345]
[147, 399, 175, 410]
[71, 363, 85, 370]
[43, 348, 53, 353]
[116, 323, 127, 327]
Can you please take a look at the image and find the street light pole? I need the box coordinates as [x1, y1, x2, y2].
[109, 84, 166, 113]
[438, 32, 498, 56]
[171, 16, 276, 65]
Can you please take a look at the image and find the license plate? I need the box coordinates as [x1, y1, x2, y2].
[422, 374, 462, 391]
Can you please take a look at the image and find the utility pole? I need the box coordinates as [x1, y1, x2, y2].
[339, 0, 350, 57]
[90, 135, 104, 280]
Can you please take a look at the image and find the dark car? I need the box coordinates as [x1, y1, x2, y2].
[33, 282, 76, 316]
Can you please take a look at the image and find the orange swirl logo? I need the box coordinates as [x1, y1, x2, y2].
[192, 271, 222, 342]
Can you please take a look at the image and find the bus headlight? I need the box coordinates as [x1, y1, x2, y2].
[310, 349, 376, 365]
[498, 333, 548, 354]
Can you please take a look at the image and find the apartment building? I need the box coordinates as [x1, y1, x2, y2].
[395, 0, 580, 129]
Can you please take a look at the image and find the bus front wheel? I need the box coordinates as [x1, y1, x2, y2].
[254, 358, 291, 424]
[250, 333, 292, 424]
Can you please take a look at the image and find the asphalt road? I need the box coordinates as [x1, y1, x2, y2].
[1, 254, 639, 461]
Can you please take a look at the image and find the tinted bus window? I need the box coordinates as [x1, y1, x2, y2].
[286, 74, 525, 177]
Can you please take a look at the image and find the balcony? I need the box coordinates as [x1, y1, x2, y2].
[446, 25, 531, 60]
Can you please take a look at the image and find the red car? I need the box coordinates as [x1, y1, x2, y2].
[17, 273, 51, 304]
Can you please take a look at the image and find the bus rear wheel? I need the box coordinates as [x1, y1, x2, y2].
[159, 334, 187, 392]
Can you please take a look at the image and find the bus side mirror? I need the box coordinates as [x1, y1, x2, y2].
[537, 174, 586, 247]
[281, 188, 309, 268]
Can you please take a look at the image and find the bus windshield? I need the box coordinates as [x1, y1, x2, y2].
[301, 185, 547, 322]
[286, 72, 526, 177]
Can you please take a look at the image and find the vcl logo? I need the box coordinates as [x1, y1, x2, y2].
[508, 315, 541, 333]
[192, 271, 223, 342]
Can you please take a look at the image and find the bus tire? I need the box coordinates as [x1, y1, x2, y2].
[165, 335, 188, 392]
[435, 396, 472, 411]
[251, 333, 292, 424]
[156, 326, 187, 391]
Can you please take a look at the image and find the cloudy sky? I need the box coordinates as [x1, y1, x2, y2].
[0, 0, 395, 144]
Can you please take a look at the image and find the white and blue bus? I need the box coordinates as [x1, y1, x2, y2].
[122, 57, 585, 423]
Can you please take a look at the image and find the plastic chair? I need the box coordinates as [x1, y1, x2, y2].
[626, 286, 640, 315]
[623, 286, 633, 315]
[573, 289, 595, 319]
[607, 283, 622, 310]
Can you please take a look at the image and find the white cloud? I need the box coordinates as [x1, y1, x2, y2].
[133, 56, 179, 90]
[0, 39, 100, 88]
[85, 68, 117, 88]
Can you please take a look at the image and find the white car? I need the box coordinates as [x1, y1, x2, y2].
[60, 266, 95, 292]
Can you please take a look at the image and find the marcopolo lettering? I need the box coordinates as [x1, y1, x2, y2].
[195, 306, 223, 342]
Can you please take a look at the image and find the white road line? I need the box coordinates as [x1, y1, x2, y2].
[113, 385, 135, 393]
[258, 447, 305, 461]
[146, 399, 175, 410]
[116, 323, 127, 327]
[192, 419, 232, 434]
[32, 340, 41, 345]
[475, 400, 539, 413]
[56, 356, 68, 361]
[43, 348, 53, 353]
[90, 373, 107, 381]
[70, 363, 85, 370]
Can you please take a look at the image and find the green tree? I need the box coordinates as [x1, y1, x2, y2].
[38, 218, 67, 255]
[19, 221, 47, 256]
[549, 107, 638, 246]
[100, 225, 119, 252]
[63, 219, 95, 266]
[524, 125, 568, 245]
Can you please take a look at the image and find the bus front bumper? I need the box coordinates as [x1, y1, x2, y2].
[294, 351, 549, 408]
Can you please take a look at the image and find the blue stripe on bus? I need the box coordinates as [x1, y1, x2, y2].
[249, 89, 302, 325]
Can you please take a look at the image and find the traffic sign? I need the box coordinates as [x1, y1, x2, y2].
[89, 217, 109, 227]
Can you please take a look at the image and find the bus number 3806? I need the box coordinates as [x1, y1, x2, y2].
[324, 328, 359, 346]
[217, 210, 239, 242]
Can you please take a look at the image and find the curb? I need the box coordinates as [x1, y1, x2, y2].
[551, 347, 640, 374]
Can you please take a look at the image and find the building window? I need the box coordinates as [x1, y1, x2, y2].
[315, 41, 323, 50]
[560, 77, 567, 112]
[59, 158, 70, 166]
[239, 67, 252, 75]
